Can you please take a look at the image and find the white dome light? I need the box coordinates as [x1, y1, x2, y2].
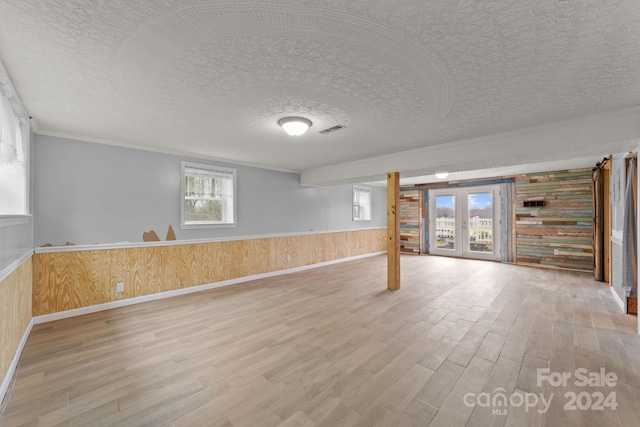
[278, 117, 312, 136]
[435, 172, 449, 179]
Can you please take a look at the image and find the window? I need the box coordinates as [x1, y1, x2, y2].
[353, 185, 371, 221]
[181, 162, 236, 227]
[0, 69, 28, 217]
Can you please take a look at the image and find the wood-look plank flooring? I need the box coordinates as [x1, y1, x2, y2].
[1, 255, 639, 426]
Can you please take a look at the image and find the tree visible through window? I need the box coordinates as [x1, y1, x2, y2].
[182, 162, 236, 227]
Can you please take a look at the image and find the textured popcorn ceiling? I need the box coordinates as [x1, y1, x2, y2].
[0, 0, 639, 183]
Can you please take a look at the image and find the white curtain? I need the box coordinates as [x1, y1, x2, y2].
[0, 94, 22, 165]
[622, 158, 637, 297]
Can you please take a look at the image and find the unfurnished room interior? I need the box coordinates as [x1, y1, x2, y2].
[1, 1, 640, 426]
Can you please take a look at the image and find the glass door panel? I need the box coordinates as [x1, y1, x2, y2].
[467, 191, 494, 254]
[429, 191, 462, 257]
[429, 185, 501, 261]
[435, 194, 456, 250]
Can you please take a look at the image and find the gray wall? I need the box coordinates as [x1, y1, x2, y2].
[33, 135, 386, 246]
[0, 219, 32, 271]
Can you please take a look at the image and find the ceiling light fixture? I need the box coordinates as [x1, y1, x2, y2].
[278, 117, 312, 136]
[435, 172, 449, 179]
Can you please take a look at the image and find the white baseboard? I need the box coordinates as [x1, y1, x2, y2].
[34, 251, 386, 325]
[610, 286, 625, 311]
[0, 319, 33, 408]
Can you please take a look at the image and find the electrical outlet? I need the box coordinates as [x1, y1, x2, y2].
[531, 209, 539, 217]
[356, 243, 359, 248]
[286, 254, 291, 261]
[116, 282, 124, 293]
[553, 249, 559, 256]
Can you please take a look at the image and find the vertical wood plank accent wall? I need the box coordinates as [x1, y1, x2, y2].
[33, 229, 387, 316]
[0, 258, 32, 388]
[500, 182, 516, 263]
[399, 189, 421, 254]
[515, 169, 594, 271]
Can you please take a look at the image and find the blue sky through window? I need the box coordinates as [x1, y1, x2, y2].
[468, 192, 492, 209]
[435, 195, 454, 209]
[435, 192, 492, 213]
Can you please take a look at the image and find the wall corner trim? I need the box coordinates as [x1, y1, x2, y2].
[610, 286, 625, 312]
[33, 250, 387, 325]
[0, 318, 33, 408]
[0, 250, 34, 283]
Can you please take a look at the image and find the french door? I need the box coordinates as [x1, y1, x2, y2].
[428, 185, 501, 261]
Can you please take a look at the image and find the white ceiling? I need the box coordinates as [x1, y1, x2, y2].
[1, 0, 639, 186]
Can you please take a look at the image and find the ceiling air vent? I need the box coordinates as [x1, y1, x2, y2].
[319, 124, 346, 135]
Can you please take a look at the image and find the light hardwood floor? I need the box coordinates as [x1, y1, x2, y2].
[1, 255, 639, 426]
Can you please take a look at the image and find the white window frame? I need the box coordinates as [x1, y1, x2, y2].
[181, 161, 237, 229]
[0, 60, 30, 227]
[353, 185, 372, 221]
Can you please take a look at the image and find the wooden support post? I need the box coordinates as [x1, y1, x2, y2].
[387, 172, 400, 290]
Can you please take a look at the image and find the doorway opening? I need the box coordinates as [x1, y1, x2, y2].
[427, 185, 502, 261]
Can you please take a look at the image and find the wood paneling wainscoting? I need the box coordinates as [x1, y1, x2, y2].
[0, 256, 32, 403]
[33, 229, 386, 316]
